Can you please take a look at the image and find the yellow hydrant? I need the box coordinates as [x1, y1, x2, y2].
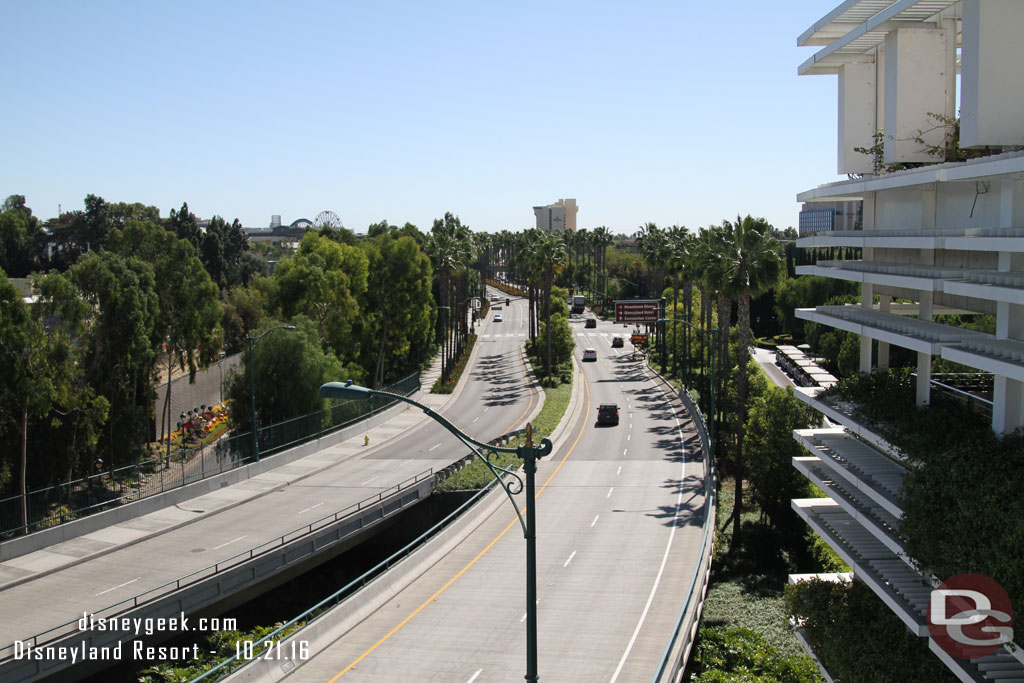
[364, 435, 370, 447]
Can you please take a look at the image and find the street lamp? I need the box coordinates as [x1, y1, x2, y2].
[319, 380, 551, 682]
[658, 318, 717, 451]
[245, 325, 297, 462]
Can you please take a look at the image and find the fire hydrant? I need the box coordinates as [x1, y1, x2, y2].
[364, 435, 370, 447]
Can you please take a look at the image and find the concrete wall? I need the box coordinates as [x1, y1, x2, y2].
[154, 353, 242, 441]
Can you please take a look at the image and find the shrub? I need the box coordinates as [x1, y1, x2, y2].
[691, 627, 820, 683]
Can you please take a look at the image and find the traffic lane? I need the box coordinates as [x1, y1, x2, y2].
[0, 317, 536, 645]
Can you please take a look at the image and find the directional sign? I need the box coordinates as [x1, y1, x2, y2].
[614, 299, 660, 323]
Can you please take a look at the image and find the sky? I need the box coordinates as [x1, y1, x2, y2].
[2, 1, 842, 235]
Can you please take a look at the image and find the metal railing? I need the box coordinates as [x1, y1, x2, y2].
[650, 388, 717, 683]
[0, 372, 420, 538]
[0, 468, 434, 663]
[191, 476, 502, 681]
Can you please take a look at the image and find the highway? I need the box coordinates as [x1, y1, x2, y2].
[0, 293, 539, 677]
[283, 313, 710, 682]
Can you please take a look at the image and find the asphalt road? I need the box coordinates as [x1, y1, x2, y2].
[287, 312, 710, 682]
[0, 293, 540, 661]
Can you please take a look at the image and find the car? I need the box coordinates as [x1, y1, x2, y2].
[493, 313, 503, 322]
[597, 403, 619, 425]
[611, 336, 624, 348]
[585, 318, 597, 329]
[490, 295, 501, 302]
[582, 348, 597, 362]
[491, 305, 502, 311]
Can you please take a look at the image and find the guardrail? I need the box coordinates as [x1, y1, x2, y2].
[192, 478, 502, 681]
[0, 468, 433, 664]
[649, 389, 717, 683]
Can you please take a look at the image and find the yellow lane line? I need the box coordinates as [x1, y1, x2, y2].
[328, 365, 591, 681]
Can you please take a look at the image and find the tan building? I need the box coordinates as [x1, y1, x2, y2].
[533, 198, 578, 232]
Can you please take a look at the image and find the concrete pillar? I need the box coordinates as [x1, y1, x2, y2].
[878, 295, 891, 370]
[883, 28, 949, 164]
[917, 352, 932, 406]
[861, 281, 874, 373]
[992, 378, 1024, 435]
[961, 0, 1024, 147]
[839, 63, 877, 175]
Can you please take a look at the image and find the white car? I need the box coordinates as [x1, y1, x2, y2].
[493, 313, 503, 322]
[582, 348, 597, 362]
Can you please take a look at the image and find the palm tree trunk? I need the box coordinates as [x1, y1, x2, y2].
[734, 294, 752, 542]
[20, 408, 28, 532]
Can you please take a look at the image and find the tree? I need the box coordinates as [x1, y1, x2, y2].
[107, 220, 222, 461]
[65, 251, 161, 467]
[221, 284, 268, 354]
[0, 195, 45, 277]
[534, 232, 568, 384]
[426, 214, 472, 383]
[720, 215, 783, 536]
[358, 234, 434, 387]
[269, 232, 369, 359]
[224, 317, 363, 437]
[167, 202, 200, 248]
[745, 385, 818, 525]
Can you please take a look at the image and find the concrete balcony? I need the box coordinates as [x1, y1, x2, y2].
[797, 260, 965, 291]
[795, 305, 989, 355]
[794, 428, 905, 519]
[791, 385, 902, 458]
[944, 271, 1024, 306]
[943, 338, 1024, 383]
[946, 227, 1024, 253]
[792, 498, 932, 636]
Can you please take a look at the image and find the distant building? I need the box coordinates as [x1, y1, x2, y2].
[798, 200, 862, 235]
[533, 198, 578, 232]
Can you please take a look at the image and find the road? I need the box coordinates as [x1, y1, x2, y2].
[285, 312, 710, 682]
[0, 293, 539, 669]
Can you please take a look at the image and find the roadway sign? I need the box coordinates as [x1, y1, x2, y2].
[614, 299, 660, 323]
[631, 334, 648, 346]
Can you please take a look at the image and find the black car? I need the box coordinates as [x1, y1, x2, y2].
[585, 318, 597, 328]
[597, 403, 619, 425]
[611, 336, 624, 348]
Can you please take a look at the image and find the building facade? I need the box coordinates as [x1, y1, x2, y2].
[790, 2, 1024, 680]
[533, 198, 578, 232]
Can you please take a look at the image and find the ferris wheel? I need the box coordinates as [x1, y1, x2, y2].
[314, 210, 343, 229]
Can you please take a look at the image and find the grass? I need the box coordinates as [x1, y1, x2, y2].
[436, 362, 573, 492]
[701, 477, 810, 660]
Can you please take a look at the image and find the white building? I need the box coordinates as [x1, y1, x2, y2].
[533, 198, 578, 232]
[790, 2, 1024, 680]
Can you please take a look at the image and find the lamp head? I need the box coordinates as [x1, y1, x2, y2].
[320, 380, 373, 400]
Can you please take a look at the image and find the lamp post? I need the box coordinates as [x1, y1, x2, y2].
[319, 380, 551, 681]
[658, 318, 717, 451]
[245, 325, 297, 462]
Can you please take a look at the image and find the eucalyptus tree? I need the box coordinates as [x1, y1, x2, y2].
[720, 215, 783, 529]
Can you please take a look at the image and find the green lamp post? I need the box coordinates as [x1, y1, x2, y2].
[319, 380, 552, 681]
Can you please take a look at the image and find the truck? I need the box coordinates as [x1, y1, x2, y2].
[571, 295, 586, 314]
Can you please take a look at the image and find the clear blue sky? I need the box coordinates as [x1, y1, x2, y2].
[2, 1, 841, 235]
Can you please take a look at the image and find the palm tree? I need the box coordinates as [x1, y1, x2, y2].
[665, 225, 690, 379]
[427, 214, 473, 384]
[592, 226, 613, 299]
[535, 232, 567, 384]
[720, 215, 783, 537]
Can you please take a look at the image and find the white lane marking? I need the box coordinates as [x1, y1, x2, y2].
[96, 577, 140, 596]
[627, 433, 631, 441]
[483, 407, 489, 412]
[591, 514, 600, 528]
[607, 487, 614, 498]
[212, 535, 247, 550]
[402, 459, 413, 465]
[428, 443, 441, 451]
[623, 448, 628, 456]
[467, 670, 483, 683]
[361, 476, 378, 486]
[608, 385, 689, 683]
[472, 417, 479, 423]
[563, 550, 577, 568]
[299, 502, 325, 514]
[519, 600, 540, 622]
[616, 466, 622, 475]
